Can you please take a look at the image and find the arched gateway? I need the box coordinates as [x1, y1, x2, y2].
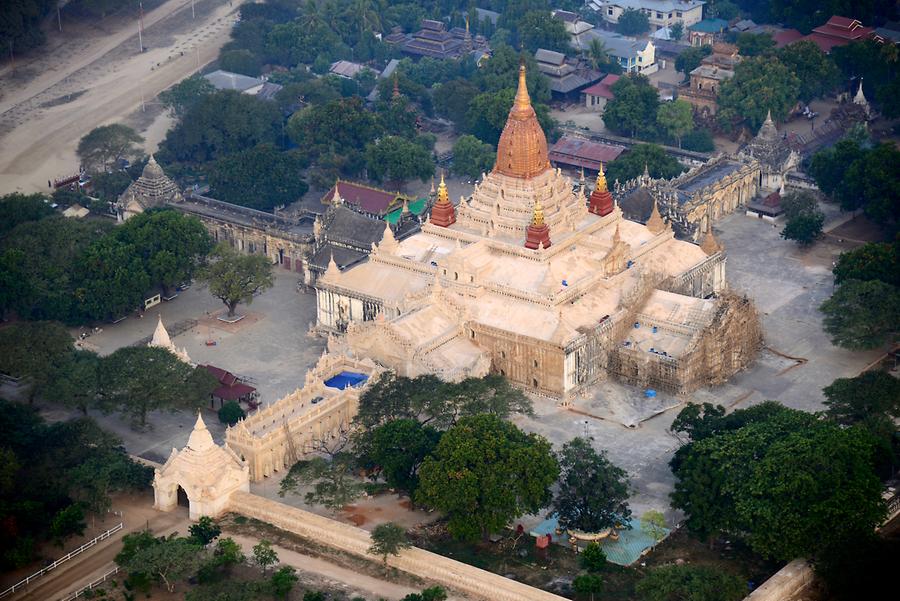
[153, 413, 249, 520]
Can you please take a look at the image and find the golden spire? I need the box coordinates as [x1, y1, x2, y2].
[493, 60, 551, 179]
[532, 197, 545, 226]
[646, 199, 665, 234]
[596, 163, 608, 193]
[436, 172, 450, 205]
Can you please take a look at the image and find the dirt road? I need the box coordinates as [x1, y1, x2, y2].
[0, 0, 244, 194]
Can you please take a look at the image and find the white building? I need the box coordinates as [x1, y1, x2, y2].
[576, 30, 658, 74]
[589, 0, 706, 30]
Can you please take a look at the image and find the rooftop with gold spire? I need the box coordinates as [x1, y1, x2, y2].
[430, 172, 456, 227]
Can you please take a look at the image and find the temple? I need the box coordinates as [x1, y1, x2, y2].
[738, 110, 800, 193]
[315, 64, 761, 399]
[116, 155, 183, 221]
[149, 316, 192, 364]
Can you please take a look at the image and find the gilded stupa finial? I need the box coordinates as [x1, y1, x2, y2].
[436, 171, 450, 205]
[514, 58, 531, 113]
[596, 163, 608, 193]
[532, 197, 545, 227]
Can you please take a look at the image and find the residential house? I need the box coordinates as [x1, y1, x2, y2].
[688, 18, 728, 46]
[552, 10, 595, 35]
[203, 70, 283, 100]
[576, 30, 657, 74]
[329, 60, 373, 79]
[582, 73, 620, 110]
[589, 0, 706, 30]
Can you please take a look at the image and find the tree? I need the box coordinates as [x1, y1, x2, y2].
[0, 321, 73, 400]
[416, 414, 558, 541]
[355, 373, 533, 430]
[218, 400, 246, 426]
[212, 537, 245, 572]
[706, 0, 739, 20]
[116, 209, 213, 296]
[252, 540, 279, 573]
[50, 504, 86, 546]
[838, 143, 900, 224]
[77, 124, 144, 174]
[552, 437, 631, 534]
[735, 32, 776, 57]
[473, 45, 552, 104]
[820, 279, 900, 350]
[270, 566, 298, 599]
[41, 350, 101, 414]
[0, 193, 53, 236]
[122, 535, 204, 593]
[363, 419, 441, 500]
[671, 404, 886, 563]
[74, 235, 151, 321]
[517, 10, 570, 53]
[199, 244, 275, 318]
[189, 516, 222, 546]
[572, 574, 603, 601]
[286, 96, 382, 165]
[365, 136, 435, 188]
[833, 242, 899, 287]
[777, 40, 841, 102]
[0, 0, 54, 54]
[452, 135, 495, 180]
[640, 510, 667, 545]
[669, 21, 684, 41]
[635, 565, 745, 601]
[579, 541, 607, 573]
[781, 212, 824, 245]
[207, 145, 309, 211]
[605, 143, 685, 185]
[616, 8, 650, 36]
[220, 48, 263, 76]
[681, 128, 715, 152]
[161, 91, 281, 163]
[279, 456, 364, 512]
[98, 347, 217, 428]
[656, 100, 694, 148]
[675, 45, 712, 80]
[400, 587, 447, 601]
[603, 74, 660, 138]
[717, 57, 800, 131]
[823, 370, 900, 456]
[89, 171, 132, 202]
[368, 522, 412, 565]
[670, 402, 726, 444]
[808, 137, 866, 198]
[434, 79, 481, 126]
[159, 75, 216, 118]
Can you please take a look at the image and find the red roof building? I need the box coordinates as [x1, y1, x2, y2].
[800, 16, 883, 53]
[321, 181, 407, 217]
[582, 74, 620, 110]
[772, 29, 804, 48]
[203, 365, 257, 406]
[549, 136, 625, 172]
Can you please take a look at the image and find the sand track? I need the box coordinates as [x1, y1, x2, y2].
[0, 0, 244, 194]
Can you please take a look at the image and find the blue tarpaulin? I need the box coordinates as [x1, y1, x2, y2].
[324, 371, 369, 389]
[529, 515, 669, 566]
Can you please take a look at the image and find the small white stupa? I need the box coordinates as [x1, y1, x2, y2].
[149, 316, 193, 365]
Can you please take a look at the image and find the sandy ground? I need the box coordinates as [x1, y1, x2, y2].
[0, 0, 244, 194]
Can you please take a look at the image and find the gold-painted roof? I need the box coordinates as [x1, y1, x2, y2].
[436, 173, 450, 205]
[493, 63, 551, 180]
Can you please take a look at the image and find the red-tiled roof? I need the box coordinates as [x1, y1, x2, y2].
[819, 15, 862, 32]
[582, 74, 620, 99]
[213, 382, 256, 401]
[549, 136, 625, 171]
[773, 29, 804, 47]
[322, 181, 403, 215]
[801, 15, 879, 52]
[203, 364, 237, 386]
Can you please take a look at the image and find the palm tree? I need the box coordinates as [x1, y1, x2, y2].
[587, 38, 609, 70]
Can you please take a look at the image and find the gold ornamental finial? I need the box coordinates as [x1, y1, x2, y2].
[514, 59, 531, 112]
[596, 163, 608, 193]
[532, 197, 545, 226]
[437, 171, 450, 205]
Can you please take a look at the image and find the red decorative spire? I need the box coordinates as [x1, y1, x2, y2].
[524, 197, 552, 250]
[430, 172, 456, 227]
[588, 163, 614, 216]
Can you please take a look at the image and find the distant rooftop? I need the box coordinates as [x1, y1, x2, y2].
[596, 0, 705, 12]
[204, 70, 262, 92]
[689, 18, 728, 33]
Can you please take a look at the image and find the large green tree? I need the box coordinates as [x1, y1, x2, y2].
[838, 143, 900, 224]
[824, 370, 900, 429]
[363, 419, 441, 500]
[0, 192, 53, 236]
[77, 124, 144, 174]
[120, 535, 204, 593]
[416, 414, 559, 541]
[604, 143, 685, 185]
[516, 10, 570, 53]
[777, 40, 841, 102]
[452, 135, 495, 180]
[671, 403, 886, 563]
[161, 91, 281, 163]
[0, 0, 55, 53]
[675, 45, 712, 81]
[368, 522, 411, 565]
[159, 74, 216, 118]
[603, 74, 661, 138]
[717, 57, 800, 131]
[820, 279, 900, 350]
[365, 136, 435, 188]
[41, 350, 101, 414]
[0, 321, 73, 399]
[635, 564, 745, 601]
[656, 100, 694, 148]
[735, 32, 775, 57]
[116, 209, 213, 296]
[552, 437, 631, 533]
[279, 456, 364, 513]
[74, 236, 151, 321]
[833, 241, 899, 287]
[98, 347, 217, 429]
[207, 145, 309, 211]
[199, 244, 275, 318]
